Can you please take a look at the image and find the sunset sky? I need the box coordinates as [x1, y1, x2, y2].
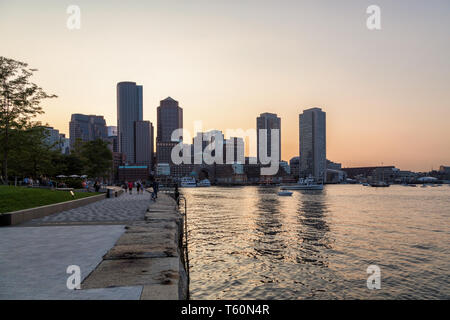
[1, 0, 449, 171]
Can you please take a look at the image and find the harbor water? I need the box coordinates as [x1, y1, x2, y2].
[182, 185, 450, 299]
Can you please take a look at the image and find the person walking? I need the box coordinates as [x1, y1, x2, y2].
[174, 184, 180, 206]
[152, 180, 159, 199]
[123, 181, 128, 194]
[136, 181, 141, 194]
[94, 181, 101, 192]
[128, 181, 133, 194]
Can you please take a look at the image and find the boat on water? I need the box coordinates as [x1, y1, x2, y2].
[197, 179, 211, 187]
[280, 176, 323, 191]
[278, 191, 293, 196]
[369, 181, 390, 187]
[180, 176, 197, 188]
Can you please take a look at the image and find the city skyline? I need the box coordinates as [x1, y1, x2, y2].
[2, 0, 449, 171]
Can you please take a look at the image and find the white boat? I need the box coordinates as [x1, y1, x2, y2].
[278, 191, 293, 196]
[280, 176, 323, 191]
[197, 179, 211, 187]
[180, 177, 197, 188]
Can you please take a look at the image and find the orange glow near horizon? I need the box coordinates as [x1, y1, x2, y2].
[1, 1, 449, 172]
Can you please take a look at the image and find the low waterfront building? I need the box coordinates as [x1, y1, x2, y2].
[156, 163, 171, 176]
[326, 169, 347, 183]
[170, 163, 196, 178]
[244, 159, 261, 184]
[280, 161, 290, 174]
[395, 170, 418, 183]
[327, 159, 342, 171]
[342, 166, 396, 181]
[118, 165, 149, 182]
[289, 156, 300, 178]
[111, 152, 126, 182]
[215, 164, 248, 185]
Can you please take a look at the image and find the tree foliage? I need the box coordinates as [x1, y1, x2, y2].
[79, 139, 112, 179]
[0, 56, 57, 182]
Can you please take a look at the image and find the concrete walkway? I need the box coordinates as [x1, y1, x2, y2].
[23, 192, 150, 225]
[0, 191, 186, 300]
[0, 225, 142, 299]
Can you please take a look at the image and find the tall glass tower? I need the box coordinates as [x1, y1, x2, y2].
[117, 82, 143, 164]
[156, 97, 183, 164]
[256, 112, 281, 163]
[299, 108, 326, 179]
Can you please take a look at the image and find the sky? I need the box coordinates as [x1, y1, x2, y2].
[1, 0, 449, 171]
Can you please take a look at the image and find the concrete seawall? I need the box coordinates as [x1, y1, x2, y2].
[81, 193, 188, 300]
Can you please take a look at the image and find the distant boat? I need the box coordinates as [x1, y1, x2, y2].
[278, 191, 293, 196]
[180, 177, 197, 188]
[280, 176, 323, 191]
[197, 179, 211, 187]
[370, 181, 390, 188]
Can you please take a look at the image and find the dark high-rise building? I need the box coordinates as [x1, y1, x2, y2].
[69, 114, 107, 147]
[224, 137, 245, 164]
[106, 135, 118, 153]
[192, 130, 224, 164]
[89, 115, 108, 140]
[117, 81, 143, 164]
[257, 113, 281, 163]
[156, 97, 183, 164]
[299, 107, 326, 178]
[135, 120, 154, 169]
[289, 156, 300, 177]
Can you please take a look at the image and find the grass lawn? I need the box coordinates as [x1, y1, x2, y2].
[0, 186, 99, 214]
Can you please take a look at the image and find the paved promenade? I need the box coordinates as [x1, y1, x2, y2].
[0, 191, 186, 300]
[23, 192, 150, 225]
[0, 225, 142, 299]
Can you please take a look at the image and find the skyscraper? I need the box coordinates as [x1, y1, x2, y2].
[224, 137, 245, 164]
[117, 82, 143, 163]
[69, 114, 107, 147]
[135, 120, 154, 169]
[192, 130, 225, 164]
[256, 113, 281, 163]
[156, 97, 183, 164]
[107, 126, 117, 137]
[299, 107, 326, 178]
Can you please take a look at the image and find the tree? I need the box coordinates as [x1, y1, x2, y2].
[80, 139, 112, 179]
[7, 124, 52, 178]
[0, 56, 56, 183]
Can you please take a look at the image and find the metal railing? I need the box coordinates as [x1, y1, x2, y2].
[178, 195, 190, 299]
